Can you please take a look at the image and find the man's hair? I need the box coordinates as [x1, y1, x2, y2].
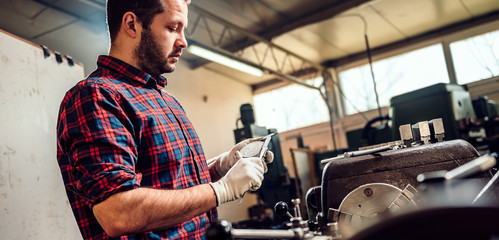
[106, 0, 191, 43]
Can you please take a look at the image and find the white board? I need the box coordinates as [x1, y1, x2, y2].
[0, 29, 83, 239]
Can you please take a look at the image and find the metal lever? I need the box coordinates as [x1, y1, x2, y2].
[399, 124, 413, 147]
[445, 154, 497, 180]
[472, 169, 499, 205]
[275, 201, 294, 219]
[429, 118, 445, 142]
[321, 144, 393, 164]
[292, 199, 302, 219]
[417, 154, 497, 182]
[412, 121, 431, 145]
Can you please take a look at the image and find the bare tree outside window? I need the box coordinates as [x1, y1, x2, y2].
[451, 30, 499, 84]
[339, 44, 449, 115]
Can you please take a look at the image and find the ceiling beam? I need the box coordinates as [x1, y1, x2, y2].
[323, 10, 499, 68]
[187, 0, 373, 69]
[31, 0, 106, 35]
[188, 37, 321, 90]
[223, 0, 373, 52]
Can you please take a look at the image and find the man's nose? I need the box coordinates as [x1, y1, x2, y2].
[177, 32, 187, 49]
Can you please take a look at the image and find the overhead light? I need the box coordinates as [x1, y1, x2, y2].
[187, 45, 264, 77]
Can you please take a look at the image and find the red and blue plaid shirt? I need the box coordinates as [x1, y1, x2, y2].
[57, 55, 216, 239]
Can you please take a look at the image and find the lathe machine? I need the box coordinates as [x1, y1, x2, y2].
[208, 118, 499, 240]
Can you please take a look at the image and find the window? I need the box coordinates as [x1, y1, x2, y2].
[339, 44, 449, 115]
[450, 30, 499, 84]
[253, 78, 329, 132]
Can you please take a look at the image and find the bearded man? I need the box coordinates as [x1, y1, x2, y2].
[56, 0, 273, 239]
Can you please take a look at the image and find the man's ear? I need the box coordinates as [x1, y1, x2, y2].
[121, 12, 141, 39]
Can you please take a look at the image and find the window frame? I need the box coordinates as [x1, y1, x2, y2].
[333, 20, 499, 117]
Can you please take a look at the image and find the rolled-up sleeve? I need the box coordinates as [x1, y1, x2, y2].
[57, 81, 141, 207]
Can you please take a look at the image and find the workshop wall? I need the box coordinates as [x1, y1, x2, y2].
[167, 63, 254, 159]
[0, 29, 83, 239]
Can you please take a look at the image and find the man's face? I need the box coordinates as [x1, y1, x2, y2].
[134, 0, 188, 76]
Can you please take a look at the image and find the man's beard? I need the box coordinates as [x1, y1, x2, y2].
[134, 27, 176, 76]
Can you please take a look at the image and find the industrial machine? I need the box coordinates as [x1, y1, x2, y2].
[349, 83, 499, 154]
[390, 83, 476, 141]
[210, 118, 499, 239]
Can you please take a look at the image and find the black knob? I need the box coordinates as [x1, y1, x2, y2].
[274, 201, 289, 216]
[308, 220, 319, 232]
[206, 220, 232, 240]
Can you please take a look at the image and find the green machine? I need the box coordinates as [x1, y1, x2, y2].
[390, 83, 476, 141]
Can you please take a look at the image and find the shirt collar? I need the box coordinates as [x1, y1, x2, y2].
[97, 55, 168, 89]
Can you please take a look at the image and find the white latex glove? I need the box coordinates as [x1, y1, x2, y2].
[209, 137, 264, 176]
[208, 157, 265, 206]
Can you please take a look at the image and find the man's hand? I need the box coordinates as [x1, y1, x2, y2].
[208, 157, 265, 206]
[210, 138, 275, 177]
[214, 139, 250, 176]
